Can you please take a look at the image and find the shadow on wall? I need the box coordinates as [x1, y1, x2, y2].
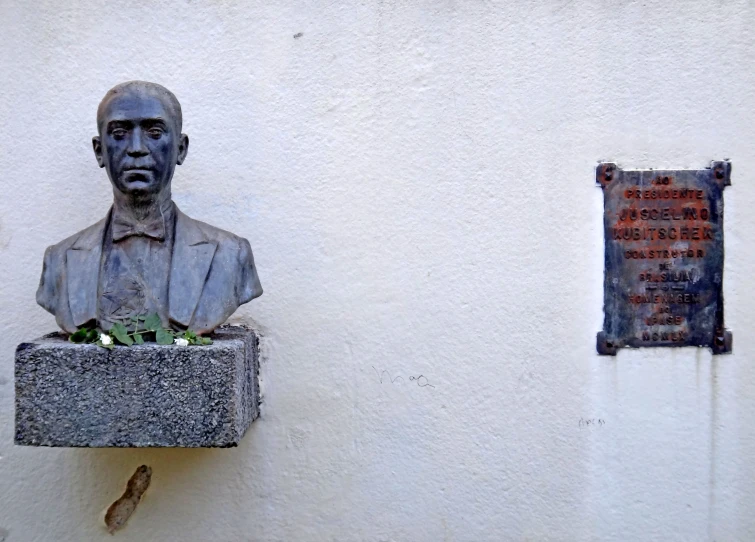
[66, 422, 264, 533]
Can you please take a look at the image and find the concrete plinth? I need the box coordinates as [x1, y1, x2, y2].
[15, 325, 259, 447]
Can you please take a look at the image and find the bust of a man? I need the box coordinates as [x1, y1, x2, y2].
[36, 81, 262, 335]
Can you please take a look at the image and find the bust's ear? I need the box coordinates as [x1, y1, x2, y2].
[176, 134, 189, 165]
[92, 136, 105, 168]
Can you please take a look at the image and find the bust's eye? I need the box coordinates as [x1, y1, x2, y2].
[111, 128, 127, 139]
[147, 128, 164, 139]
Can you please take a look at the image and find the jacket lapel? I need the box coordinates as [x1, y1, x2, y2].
[66, 216, 107, 327]
[169, 208, 218, 327]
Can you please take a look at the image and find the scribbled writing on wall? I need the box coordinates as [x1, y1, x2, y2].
[372, 366, 435, 389]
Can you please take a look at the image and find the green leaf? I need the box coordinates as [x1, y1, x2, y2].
[134, 334, 144, 345]
[97, 340, 114, 350]
[110, 323, 133, 346]
[202, 337, 213, 345]
[144, 313, 162, 332]
[86, 329, 100, 343]
[156, 328, 174, 345]
[69, 329, 89, 343]
[184, 330, 197, 341]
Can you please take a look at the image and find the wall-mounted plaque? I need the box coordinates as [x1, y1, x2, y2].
[597, 161, 731, 355]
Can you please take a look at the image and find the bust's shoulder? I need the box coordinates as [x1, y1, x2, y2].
[44, 216, 108, 257]
[176, 208, 250, 251]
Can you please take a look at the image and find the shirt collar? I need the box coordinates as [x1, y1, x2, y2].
[111, 199, 175, 242]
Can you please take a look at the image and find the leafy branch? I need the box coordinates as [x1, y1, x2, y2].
[69, 313, 212, 349]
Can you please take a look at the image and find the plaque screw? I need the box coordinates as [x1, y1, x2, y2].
[604, 165, 615, 182]
[714, 167, 725, 180]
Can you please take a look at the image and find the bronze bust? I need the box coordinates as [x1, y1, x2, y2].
[36, 81, 262, 335]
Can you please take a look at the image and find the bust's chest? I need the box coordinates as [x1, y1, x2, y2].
[98, 237, 173, 330]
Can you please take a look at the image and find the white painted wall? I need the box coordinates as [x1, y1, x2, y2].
[1, 1, 754, 540]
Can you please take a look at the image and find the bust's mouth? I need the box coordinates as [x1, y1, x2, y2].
[120, 168, 156, 187]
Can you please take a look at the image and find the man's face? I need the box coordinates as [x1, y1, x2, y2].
[93, 91, 187, 196]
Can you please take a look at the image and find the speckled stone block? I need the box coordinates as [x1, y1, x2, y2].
[15, 325, 259, 447]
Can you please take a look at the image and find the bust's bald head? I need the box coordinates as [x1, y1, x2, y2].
[96, 81, 182, 134]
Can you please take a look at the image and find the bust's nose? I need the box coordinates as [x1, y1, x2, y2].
[126, 130, 148, 157]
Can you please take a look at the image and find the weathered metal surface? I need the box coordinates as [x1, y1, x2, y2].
[597, 161, 732, 355]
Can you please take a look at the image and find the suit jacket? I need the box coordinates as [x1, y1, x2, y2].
[37, 206, 263, 334]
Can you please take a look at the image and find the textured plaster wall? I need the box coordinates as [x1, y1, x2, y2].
[1, 1, 755, 541]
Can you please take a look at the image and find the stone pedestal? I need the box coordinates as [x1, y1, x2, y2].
[15, 325, 259, 447]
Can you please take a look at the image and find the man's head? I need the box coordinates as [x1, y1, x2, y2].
[93, 81, 189, 197]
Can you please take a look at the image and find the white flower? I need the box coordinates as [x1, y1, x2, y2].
[174, 338, 189, 347]
[100, 333, 113, 346]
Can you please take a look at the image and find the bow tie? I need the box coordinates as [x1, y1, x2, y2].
[112, 215, 166, 242]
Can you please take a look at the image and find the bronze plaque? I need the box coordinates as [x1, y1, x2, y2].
[597, 161, 731, 355]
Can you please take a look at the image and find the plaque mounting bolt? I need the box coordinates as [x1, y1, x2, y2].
[597, 163, 618, 188]
[711, 330, 733, 355]
[596, 332, 619, 356]
[710, 160, 731, 187]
